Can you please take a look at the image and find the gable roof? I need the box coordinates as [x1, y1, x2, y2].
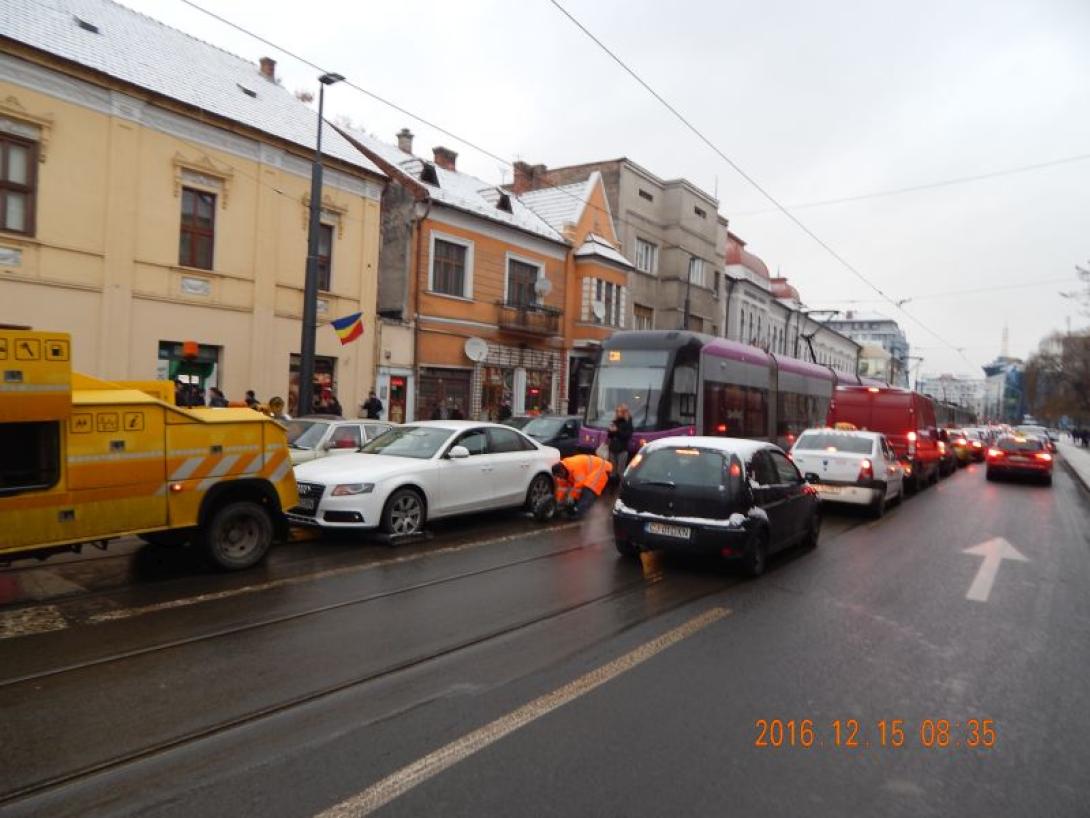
[574, 233, 633, 269]
[0, 0, 383, 178]
[516, 178, 592, 233]
[341, 128, 565, 244]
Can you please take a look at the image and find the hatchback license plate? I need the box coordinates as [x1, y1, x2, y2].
[647, 522, 690, 539]
[1009, 456, 1028, 463]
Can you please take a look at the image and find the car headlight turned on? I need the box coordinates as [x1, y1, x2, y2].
[331, 483, 375, 496]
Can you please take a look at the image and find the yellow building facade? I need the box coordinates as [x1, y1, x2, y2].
[0, 3, 385, 414]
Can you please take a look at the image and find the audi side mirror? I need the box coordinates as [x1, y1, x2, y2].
[448, 445, 470, 459]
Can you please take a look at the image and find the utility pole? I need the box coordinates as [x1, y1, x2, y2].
[298, 71, 344, 418]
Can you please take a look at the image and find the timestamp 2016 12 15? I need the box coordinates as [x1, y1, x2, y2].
[753, 718, 997, 749]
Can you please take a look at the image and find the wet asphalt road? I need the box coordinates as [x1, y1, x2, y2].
[1, 461, 1088, 817]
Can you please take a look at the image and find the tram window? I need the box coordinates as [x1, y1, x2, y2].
[1, 421, 60, 495]
[669, 361, 698, 426]
[744, 387, 768, 437]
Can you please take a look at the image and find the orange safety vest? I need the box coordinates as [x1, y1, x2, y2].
[555, 454, 612, 502]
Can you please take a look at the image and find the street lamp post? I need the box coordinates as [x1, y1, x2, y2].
[298, 72, 344, 418]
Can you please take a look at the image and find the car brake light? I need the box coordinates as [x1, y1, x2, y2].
[729, 462, 742, 477]
[907, 431, 917, 441]
[867, 386, 880, 393]
[938, 441, 946, 454]
[972, 441, 982, 448]
[956, 437, 967, 446]
[858, 458, 874, 482]
[986, 448, 1003, 458]
[1035, 452, 1052, 462]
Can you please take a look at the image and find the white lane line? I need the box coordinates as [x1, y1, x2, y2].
[314, 606, 729, 818]
[87, 522, 583, 624]
[0, 605, 68, 640]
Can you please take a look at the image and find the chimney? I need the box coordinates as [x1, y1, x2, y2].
[259, 56, 276, 82]
[396, 128, 414, 154]
[432, 146, 458, 171]
[511, 161, 533, 194]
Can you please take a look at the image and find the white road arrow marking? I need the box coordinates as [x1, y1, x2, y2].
[963, 537, 1028, 602]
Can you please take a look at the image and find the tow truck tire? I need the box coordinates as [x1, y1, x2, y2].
[200, 500, 273, 571]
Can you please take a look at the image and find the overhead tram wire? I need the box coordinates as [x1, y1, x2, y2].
[174, 0, 622, 229]
[546, 0, 976, 370]
[731, 152, 1090, 216]
[811, 276, 1078, 306]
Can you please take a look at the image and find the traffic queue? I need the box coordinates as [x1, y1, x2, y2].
[1, 327, 1059, 580]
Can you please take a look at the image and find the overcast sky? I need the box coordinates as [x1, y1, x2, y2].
[128, 0, 1090, 377]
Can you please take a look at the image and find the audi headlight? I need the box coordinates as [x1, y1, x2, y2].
[331, 483, 375, 496]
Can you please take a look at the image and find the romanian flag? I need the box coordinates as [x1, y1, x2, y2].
[331, 312, 364, 345]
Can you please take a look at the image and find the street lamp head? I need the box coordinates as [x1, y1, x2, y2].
[319, 72, 345, 85]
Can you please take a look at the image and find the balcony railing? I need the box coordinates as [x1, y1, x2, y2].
[496, 301, 562, 337]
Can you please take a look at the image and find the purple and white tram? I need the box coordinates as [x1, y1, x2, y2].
[580, 330, 871, 454]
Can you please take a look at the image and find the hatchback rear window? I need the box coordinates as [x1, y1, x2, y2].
[998, 437, 1044, 452]
[794, 432, 873, 454]
[629, 447, 731, 488]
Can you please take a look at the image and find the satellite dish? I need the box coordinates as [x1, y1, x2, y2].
[591, 301, 607, 321]
[464, 337, 488, 363]
[534, 277, 553, 297]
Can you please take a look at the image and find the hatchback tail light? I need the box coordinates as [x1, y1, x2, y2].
[986, 448, 1003, 459]
[858, 458, 874, 482]
[955, 437, 967, 446]
[971, 440, 982, 448]
[1035, 452, 1053, 462]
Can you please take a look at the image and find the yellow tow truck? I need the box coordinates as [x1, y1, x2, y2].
[0, 328, 298, 570]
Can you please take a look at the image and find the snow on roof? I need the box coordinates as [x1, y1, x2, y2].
[2, 0, 383, 177]
[574, 233, 633, 268]
[516, 179, 591, 232]
[343, 128, 564, 244]
[830, 311, 899, 324]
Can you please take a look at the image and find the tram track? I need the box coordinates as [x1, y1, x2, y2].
[0, 552, 722, 807]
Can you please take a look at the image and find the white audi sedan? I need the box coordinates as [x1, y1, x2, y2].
[288, 421, 560, 536]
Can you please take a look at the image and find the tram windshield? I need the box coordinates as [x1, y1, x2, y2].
[587, 350, 669, 431]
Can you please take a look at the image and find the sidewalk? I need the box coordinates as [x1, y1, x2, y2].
[1056, 440, 1090, 494]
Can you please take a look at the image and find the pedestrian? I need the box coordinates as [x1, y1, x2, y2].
[498, 400, 512, 422]
[450, 404, 465, 420]
[208, 387, 229, 407]
[186, 382, 205, 407]
[547, 454, 612, 519]
[606, 403, 633, 480]
[245, 390, 259, 409]
[362, 389, 384, 420]
[316, 388, 343, 417]
[267, 395, 290, 421]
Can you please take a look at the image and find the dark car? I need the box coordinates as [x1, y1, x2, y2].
[936, 429, 958, 477]
[986, 435, 1054, 485]
[613, 437, 820, 577]
[501, 415, 534, 430]
[521, 415, 583, 458]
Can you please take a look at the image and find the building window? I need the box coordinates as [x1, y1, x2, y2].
[638, 188, 654, 202]
[693, 206, 707, 219]
[316, 224, 334, 291]
[594, 279, 615, 325]
[0, 135, 36, 235]
[507, 257, 540, 306]
[430, 235, 472, 298]
[713, 271, 720, 296]
[179, 187, 215, 270]
[688, 256, 705, 288]
[635, 238, 658, 275]
[633, 303, 654, 331]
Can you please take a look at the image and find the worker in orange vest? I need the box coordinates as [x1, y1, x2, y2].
[550, 453, 612, 519]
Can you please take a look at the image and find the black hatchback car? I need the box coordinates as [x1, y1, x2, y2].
[520, 415, 583, 457]
[612, 437, 820, 576]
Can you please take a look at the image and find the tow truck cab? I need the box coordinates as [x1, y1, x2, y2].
[0, 328, 297, 570]
[826, 385, 941, 493]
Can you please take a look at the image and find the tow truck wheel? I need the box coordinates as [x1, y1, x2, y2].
[200, 500, 273, 570]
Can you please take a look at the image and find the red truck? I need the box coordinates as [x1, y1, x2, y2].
[826, 386, 941, 494]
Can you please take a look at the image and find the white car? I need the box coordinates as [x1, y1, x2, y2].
[287, 417, 395, 465]
[289, 421, 560, 536]
[789, 428, 905, 517]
